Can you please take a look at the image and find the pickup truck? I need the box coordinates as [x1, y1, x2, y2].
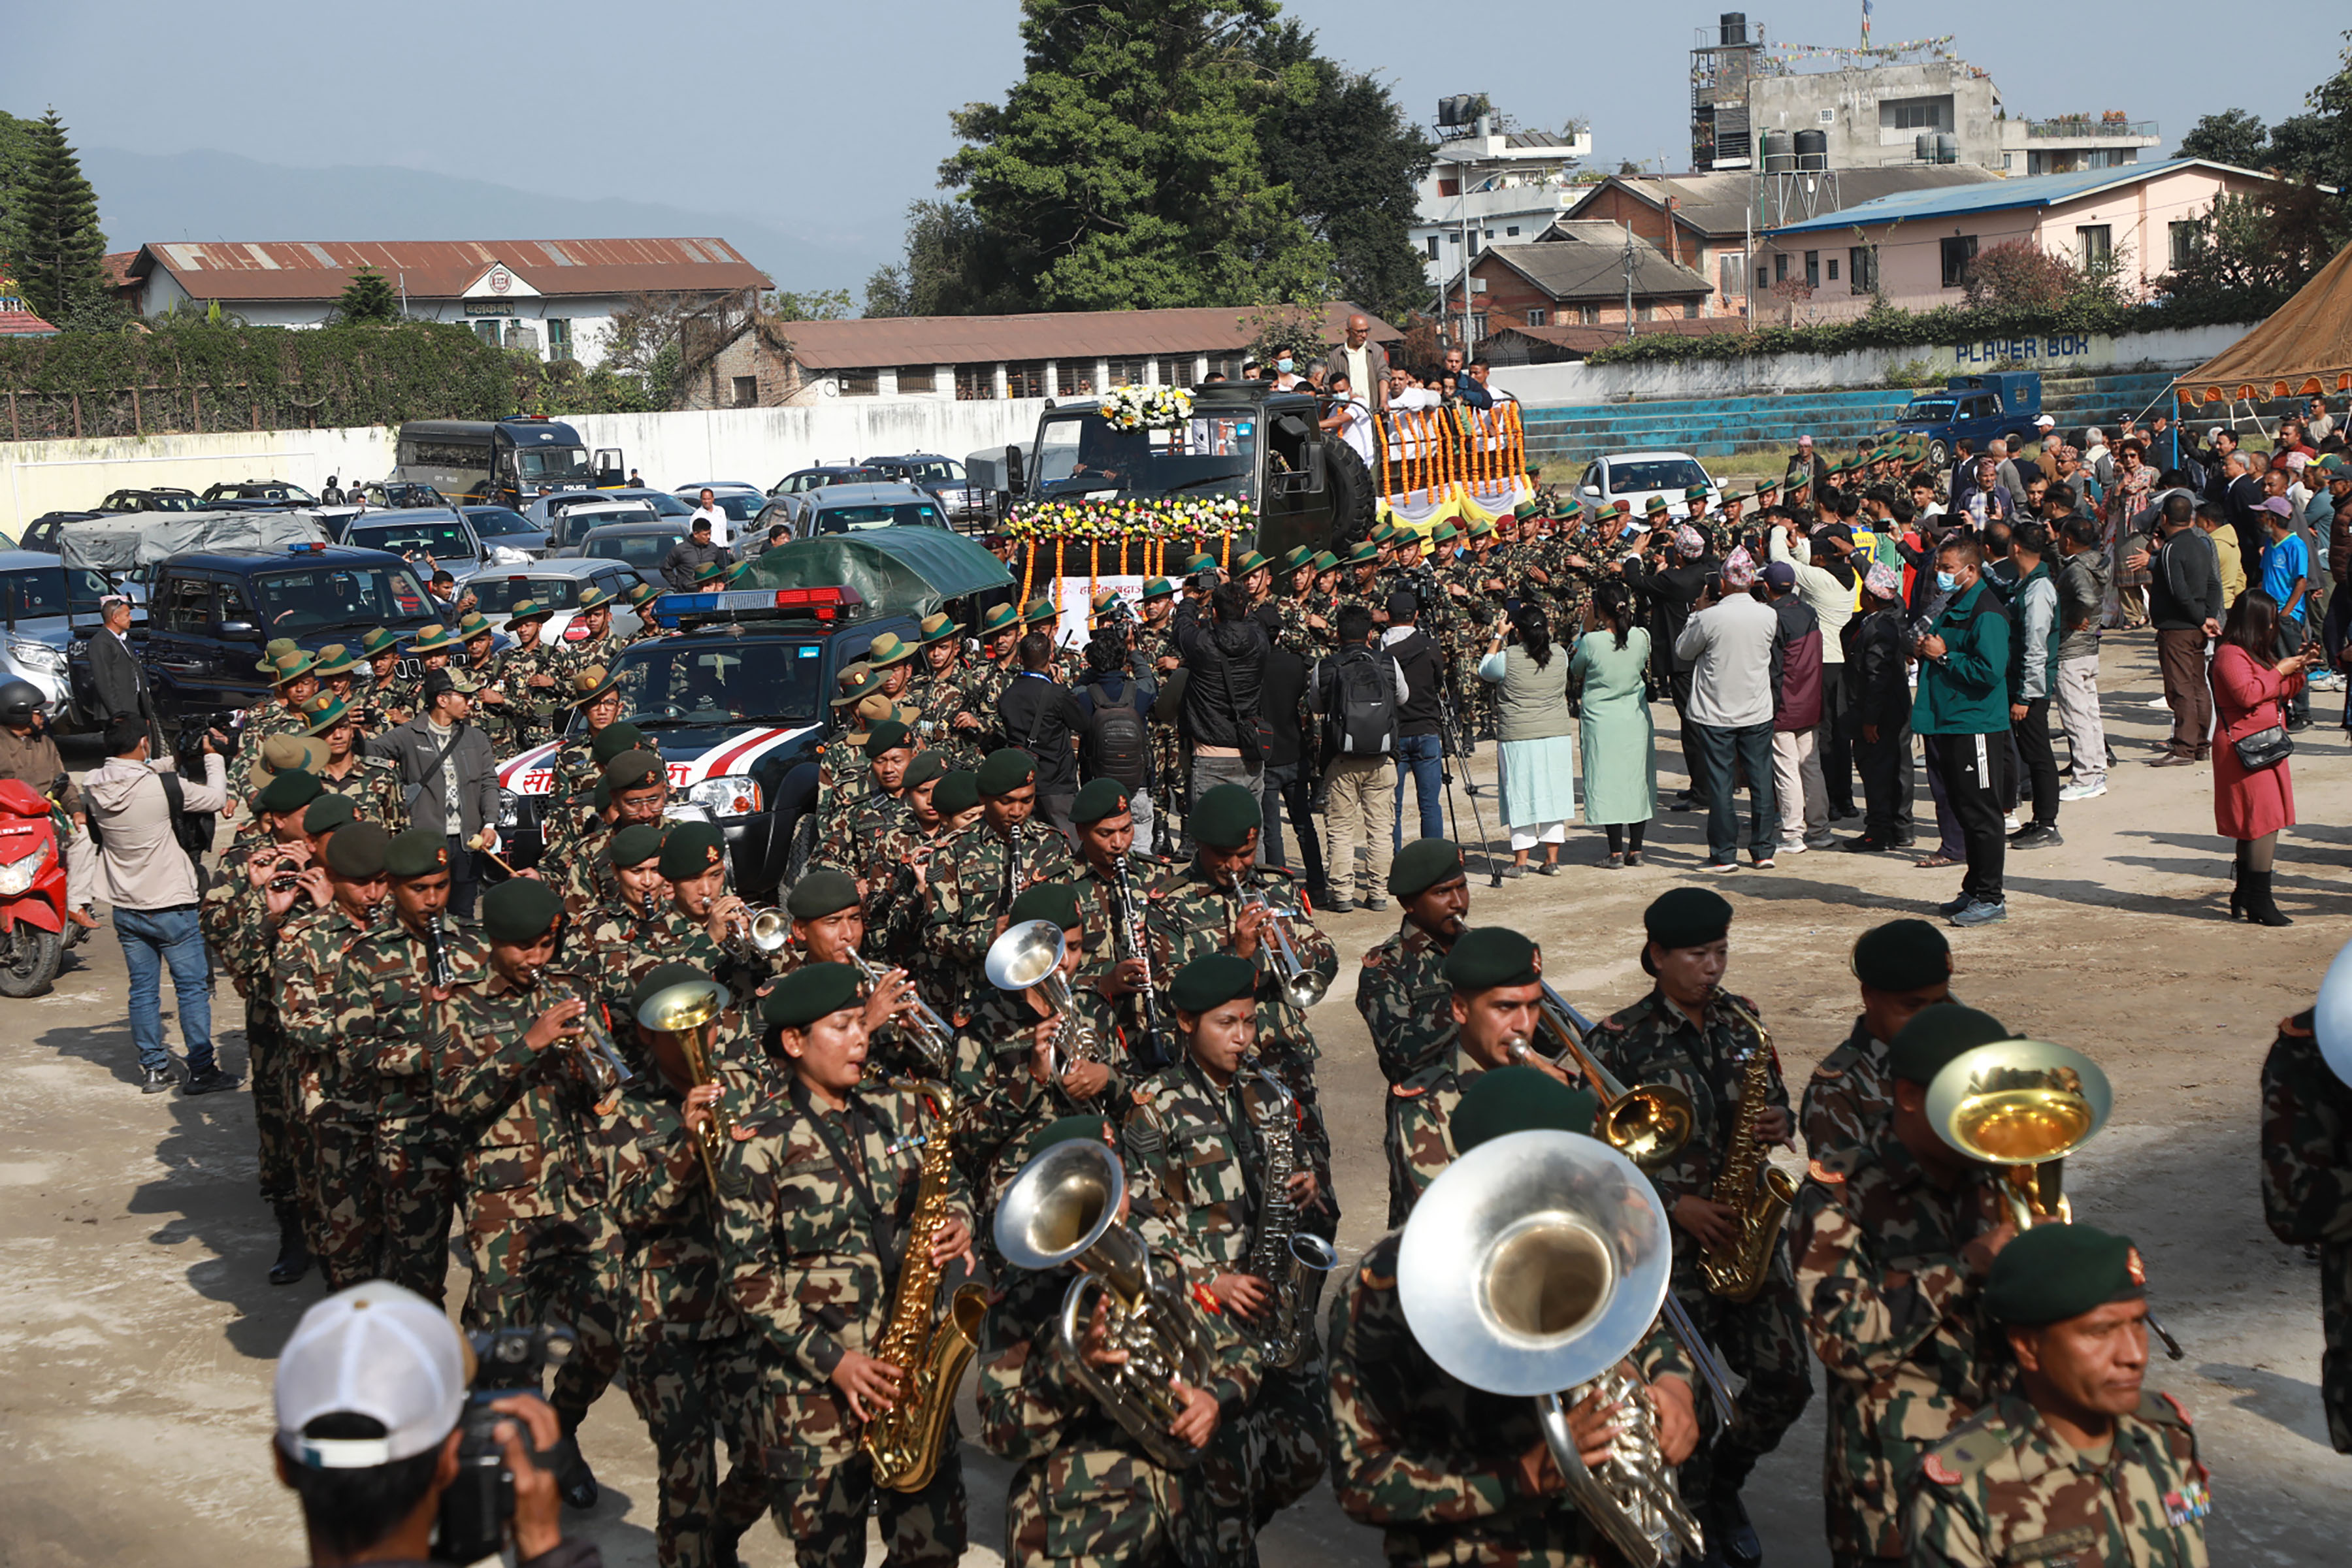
[1893, 372, 2044, 468]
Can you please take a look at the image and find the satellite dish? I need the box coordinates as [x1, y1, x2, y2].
[821, 380, 840, 398]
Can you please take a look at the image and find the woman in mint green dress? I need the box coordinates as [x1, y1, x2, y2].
[1571, 581, 1656, 866]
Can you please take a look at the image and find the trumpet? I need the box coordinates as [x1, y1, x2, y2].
[1506, 980, 1695, 1169]
[849, 949, 955, 1078]
[636, 977, 745, 1197]
[561, 979, 635, 1104]
[723, 902, 792, 964]
[985, 919, 1104, 1082]
[1239, 875, 1327, 1009]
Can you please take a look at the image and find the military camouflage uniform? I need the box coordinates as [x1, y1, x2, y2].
[811, 736, 873, 841]
[201, 840, 307, 1213]
[857, 816, 952, 972]
[576, 898, 734, 1050]
[227, 699, 316, 816]
[719, 1075, 970, 1568]
[546, 628, 621, 686]
[355, 664, 414, 736]
[1789, 1126, 2008, 1560]
[498, 643, 570, 753]
[1356, 920, 1456, 1085]
[2260, 1007, 2352, 1452]
[1801, 1016, 1899, 1169]
[1592, 989, 1814, 1502]
[316, 753, 411, 830]
[923, 820, 1077, 1002]
[1906, 1391, 2210, 1567]
[1326, 1228, 1693, 1568]
[948, 981, 1124, 1230]
[1068, 848, 1175, 1071]
[277, 900, 392, 1287]
[1382, 1057, 1478, 1230]
[812, 787, 907, 878]
[461, 649, 527, 755]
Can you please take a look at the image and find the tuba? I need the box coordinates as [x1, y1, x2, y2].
[1925, 1037, 2112, 1230]
[635, 977, 747, 1198]
[1399, 1128, 1708, 1568]
[1240, 1067, 1341, 1369]
[2312, 939, 2352, 1088]
[1239, 875, 1327, 1009]
[1695, 991, 1799, 1302]
[994, 1135, 1215, 1470]
[1508, 981, 1695, 1169]
[985, 919, 1105, 1080]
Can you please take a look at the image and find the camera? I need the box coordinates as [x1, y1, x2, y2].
[434, 1325, 574, 1564]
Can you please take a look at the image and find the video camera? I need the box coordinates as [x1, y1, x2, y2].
[434, 1325, 574, 1564]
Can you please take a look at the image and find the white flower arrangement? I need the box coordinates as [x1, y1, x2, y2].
[1097, 384, 1193, 431]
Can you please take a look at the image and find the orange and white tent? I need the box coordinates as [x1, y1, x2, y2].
[2174, 238, 2352, 407]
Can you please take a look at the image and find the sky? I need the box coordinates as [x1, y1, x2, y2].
[6, 0, 2345, 289]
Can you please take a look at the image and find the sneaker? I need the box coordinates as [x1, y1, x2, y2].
[2009, 823, 2063, 850]
[2057, 779, 2108, 802]
[140, 1065, 178, 1094]
[182, 1066, 242, 1096]
[1321, 894, 1355, 914]
[1701, 860, 1740, 874]
[1936, 893, 1973, 916]
[1777, 838, 1809, 855]
[2002, 811, 2021, 832]
[1950, 898, 2009, 927]
[2146, 696, 2173, 710]
[1750, 853, 1777, 870]
[1842, 834, 1893, 852]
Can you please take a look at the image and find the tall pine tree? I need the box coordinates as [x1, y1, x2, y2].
[336, 267, 400, 324]
[4, 110, 111, 329]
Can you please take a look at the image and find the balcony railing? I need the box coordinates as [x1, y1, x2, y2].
[2022, 117, 2158, 140]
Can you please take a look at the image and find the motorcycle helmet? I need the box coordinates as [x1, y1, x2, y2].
[0, 679, 43, 724]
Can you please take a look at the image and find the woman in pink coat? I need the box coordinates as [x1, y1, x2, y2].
[2213, 588, 2317, 925]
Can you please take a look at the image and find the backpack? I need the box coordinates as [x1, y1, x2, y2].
[1081, 678, 1149, 789]
[1329, 646, 1397, 757]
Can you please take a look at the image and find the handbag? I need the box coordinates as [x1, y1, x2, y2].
[2233, 723, 2293, 772]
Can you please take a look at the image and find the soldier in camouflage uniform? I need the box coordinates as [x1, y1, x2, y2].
[542, 666, 632, 830]
[302, 694, 410, 830]
[715, 963, 973, 1568]
[1020, 594, 1085, 689]
[1330, 541, 1387, 636]
[456, 611, 526, 756]
[924, 748, 1077, 1005]
[352, 627, 412, 737]
[947, 602, 1023, 758]
[276, 821, 395, 1288]
[1132, 580, 1187, 850]
[1355, 841, 1469, 1222]
[1800, 920, 1956, 1167]
[1590, 887, 1812, 1554]
[815, 718, 915, 857]
[976, 1115, 1256, 1568]
[227, 647, 323, 816]
[1907, 1225, 2209, 1567]
[618, 581, 671, 651]
[2261, 1004, 2352, 1452]
[1144, 784, 1337, 1239]
[549, 746, 671, 909]
[1120, 954, 1327, 1560]
[309, 641, 359, 715]
[1791, 1004, 2016, 1565]
[1326, 1062, 1702, 1568]
[901, 613, 972, 764]
[853, 751, 951, 968]
[493, 600, 566, 753]
[572, 823, 718, 1032]
[658, 821, 772, 1005]
[543, 584, 623, 685]
[1063, 779, 1175, 1071]
[434, 877, 627, 1507]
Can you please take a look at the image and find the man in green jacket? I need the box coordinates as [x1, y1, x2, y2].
[1912, 534, 2014, 928]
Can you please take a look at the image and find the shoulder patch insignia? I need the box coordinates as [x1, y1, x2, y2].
[1921, 1452, 1965, 1486]
[730, 1123, 757, 1142]
[1807, 1158, 1845, 1184]
[1391, 1083, 1427, 1099]
[1362, 947, 1387, 968]
[2159, 1390, 2193, 1427]
[1131, 1086, 1152, 1106]
[2281, 1011, 2316, 1038]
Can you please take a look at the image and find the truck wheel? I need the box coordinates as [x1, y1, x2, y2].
[1925, 438, 1950, 467]
[0, 924, 62, 998]
[1324, 436, 1377, 554]
[782, 811, 818, 884]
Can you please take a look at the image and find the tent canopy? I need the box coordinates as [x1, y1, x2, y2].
[742, 528, 1012, 615]
[57, 510, 333, 573]
[2174, 238, 2352, 407]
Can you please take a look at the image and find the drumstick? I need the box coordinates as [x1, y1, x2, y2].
[467, 832, 519, 877]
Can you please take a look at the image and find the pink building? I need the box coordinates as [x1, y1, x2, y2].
[1757, 159, 2298, 308]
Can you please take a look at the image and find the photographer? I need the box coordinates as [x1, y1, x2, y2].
[86, 714, 237, 1096]
[273, 1281, 601, 1568]
[0, 679, 97, 930]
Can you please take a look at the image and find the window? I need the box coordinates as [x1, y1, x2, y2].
[1682, 300, 1700, 318]
[159, 576, 212, 634]
[836, 368, 880, 397]
[1470, 235, 1481, 255]
[954, 363, 994, 400]
[1818, 108, 1835, 125]
[2076, 224, 2112, 269]
[472, 320, 501, 346]
[1882, 95, 1952, 131]
[1469, 312, 1488, 339]
[2168, 220, 2200, 271]
[1525, 308, 1548, 327]
[1107, 357, 1150, 387]
[1635, 302, 1654, 322]
[1757, 267, 1769, 290]
[1447, 231, 1462, 246]
[1849, 245, 1879, 294]
[1426, 235, 1440, 259]
[1939, 235, 1978, 288]
[1774, 253, 1790, 284]
[1004, 361, 1051, 398]
[1505, 225, 1520, 237]
[546, 318, 572, 358]
[1484, 229, 1495, 239]
[1805, 250, 1820, 288]
[731, 376, 759, 408]
[1719, 251, 1746, 296]
[897, 365, 935, 394]
[1827, 258, 1840, 282]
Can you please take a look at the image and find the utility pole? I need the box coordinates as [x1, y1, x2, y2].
[1623, 220, 1637, 342]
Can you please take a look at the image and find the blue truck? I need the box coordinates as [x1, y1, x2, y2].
[1893, 372, 2044, 468]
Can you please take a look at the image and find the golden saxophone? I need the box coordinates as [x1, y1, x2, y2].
[1696, 991, 1799, 1303]
[862, 1085, 989, 1493]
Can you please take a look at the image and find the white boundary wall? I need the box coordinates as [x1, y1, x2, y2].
[0, 396, 1049, 538]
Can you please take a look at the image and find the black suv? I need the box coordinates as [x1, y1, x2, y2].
[200, 479, 319, 510]
[97, 487, 202, 514]
[78, 542, 441, 725]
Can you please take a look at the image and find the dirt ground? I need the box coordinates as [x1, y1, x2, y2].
[5, 634, 2349, 1567]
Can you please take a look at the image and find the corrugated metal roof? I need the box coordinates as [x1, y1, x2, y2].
[1467, 233, 1712, 303]
[126, 237, 770, 301]
[1488, 318, 1748, 356]
[1761, 159, 2270, 238]
[775, 302, 1397, 370]
[0, 307, 60, 336]
[1564, 166, 2003, 239]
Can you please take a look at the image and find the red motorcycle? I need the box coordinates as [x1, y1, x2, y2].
[0, 777, 67, 996]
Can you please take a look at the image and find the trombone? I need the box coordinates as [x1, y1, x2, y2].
[1508, 979, 1695, 1170]
[1239, 874, 1328, 1009]
[636, 977, 747, 1198]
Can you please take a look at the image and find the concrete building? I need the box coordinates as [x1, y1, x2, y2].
[1448, 225, 1714, 342]
[1759, 159, 2295, 306]
[1412, 122, 1595, 291]
[111, 239, 770, 367]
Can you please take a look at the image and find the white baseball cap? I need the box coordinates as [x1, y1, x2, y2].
[274, 1282, 467, 1469]
[2034, 414, 2055, 429]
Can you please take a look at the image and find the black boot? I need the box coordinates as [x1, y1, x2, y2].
[550, 1426, 600, 1511]
[268, 1201, 311, 1286]
[2229, 862, 2247, 921]
[2245, 868, 2294, 927]
[1710, 1486, 1763, 1567]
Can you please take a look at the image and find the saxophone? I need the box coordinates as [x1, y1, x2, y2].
[1241, 1068, 1340, 1369]
[862, 1084, 990, 1493]
[1696, 991, 1799, 1302]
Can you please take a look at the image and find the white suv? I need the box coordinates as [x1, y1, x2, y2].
[1576, 451, 1722, 522]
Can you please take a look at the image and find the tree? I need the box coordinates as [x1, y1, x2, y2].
[2159, 187, 2347, 314]
[766, 287, 854, 322]
[2175, 108, 2269, 168]
[939, 0, 1331, 312]
[868, 199, 1026, 318]
[2, 110, 114, 329]
[1960, 240, 2077, 312]
[336, 267, 400, 325]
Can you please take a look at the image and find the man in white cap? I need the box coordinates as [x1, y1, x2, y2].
[2031, 414, 2061, 483]
[272, 1281, 600, 1568]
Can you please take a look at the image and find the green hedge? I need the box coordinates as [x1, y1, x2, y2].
[1580, 291, 2274, 368]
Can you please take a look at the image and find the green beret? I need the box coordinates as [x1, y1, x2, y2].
[1139, 576, 1177, 602]
[255, 769, 325, 815]
[1985, 1224, 2145, 1326]
[759, 962, 862, 1029]
[1887, 1003, 2014, 1086]
[659, 822, 726, 881]
[1171, 953, 1256, 1015]
[1443, 927, 1540, 993]
[1071, 777, 1130, 826]
[1852, 919, 1953, 993]
[1450, 1066, 1600, 1152]
[1007, 882, 1082, 931]
[301, 793, 357, 834]
[323, 820, 389, 877]
[863, 721, 912, 758]
[933, 770, 980, 815]
[591, 723, 648, 765]
[606, 822, 664, 869]
[603, 749, 664, 791]
[1186, 783, 1260, 849]
[1387, 837, 1464, 899]
[785, 867, 859, 919]
[385, 825, 451, 879]
[483, 878, 563, 945]
[976, 747, 1037, 796]
[1644, 887, 1732, 953]
[630, 961, 711, 1019]
[903, 750, 949, 790]
[1022, 1113, 1120, 1165]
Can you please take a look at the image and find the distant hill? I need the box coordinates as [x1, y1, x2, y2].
[82, 145, 885, 293]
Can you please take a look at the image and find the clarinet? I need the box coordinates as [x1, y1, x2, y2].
[423, 915, 455, 989]
[1113, 855, 1171, 1069]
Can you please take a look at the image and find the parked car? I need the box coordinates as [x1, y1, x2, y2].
[598, 487, 696, 519]
[0, 551, 116, 716]
[766, 465, 881, 500]
[1575, 450, 1721, 522]
[342, 509, 508, 573]
[792, 482, 951, 539]
[352, 480, 450, 510]
[97, 487, 203, 514]
[580, 521, 691, 580]
[15, 512, 105, 554]
[1893, 372, 2044, 468]
[200, 479, 319, 510]
[461, 559, 649, 648]
[860, 453, 990, 525]
[672, 480, 766, 503]
[459, 504, 552, 559]
[547, 500, 662, 557]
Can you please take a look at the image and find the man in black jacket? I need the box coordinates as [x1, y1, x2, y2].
[88, 592, 161, 751]
[1173, 582, 1267, 855]
[1844, 561, 1916, 851]
[1252, 611, 1328, 904]
[1627, 526, 1718, 807]
[2144, 494, 2224, 766]
[997, 632, 1088, 840]
[1380, 591, 1445, 848]
[660, 517, 732, 590]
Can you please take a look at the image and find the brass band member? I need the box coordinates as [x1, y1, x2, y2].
[924, 747, 1077, 1004]
[2261, 1000, 2352, 1451]
[1063, 777, 1170, 1068]
[1799, 920, 1956, 1164]
[1357, 838, 1473, 1224]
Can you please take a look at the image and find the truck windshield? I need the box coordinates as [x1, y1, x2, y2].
[517, 446, 593, 486]
[814, 502, 945, 532]
[250, 563, 433, 634]
[1903, 399, 1956, 422]
[1033, 408, 1260, 502]
[617, 636, 825, 725]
